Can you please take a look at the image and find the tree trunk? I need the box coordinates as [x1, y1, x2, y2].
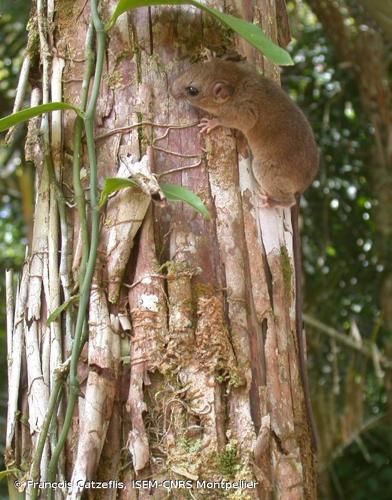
[5, 1, 316, 498]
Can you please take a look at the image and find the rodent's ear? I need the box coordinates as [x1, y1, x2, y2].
[212, 82, 234, 103]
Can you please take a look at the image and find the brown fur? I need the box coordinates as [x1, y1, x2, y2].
[171, 59, 319, 207]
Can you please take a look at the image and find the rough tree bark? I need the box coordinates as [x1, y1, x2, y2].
[5, 1, 316, 498]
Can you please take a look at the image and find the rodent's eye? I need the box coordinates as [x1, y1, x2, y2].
[185, 86, 199, 97]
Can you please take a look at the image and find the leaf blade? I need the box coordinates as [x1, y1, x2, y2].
[100, 178, 210, 219]
[46, 295, 79, 324]
[198, 6, 293, 66]
[99, 177, 139, 208]
[0, 102, 83, 133]
[161, 183, 210, 219]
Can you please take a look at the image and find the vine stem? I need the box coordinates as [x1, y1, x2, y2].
[73, 22, 95, 292]
[29, 363, 69, 500]
[28, 22, 95, 499]
[46, 2, 105, 495]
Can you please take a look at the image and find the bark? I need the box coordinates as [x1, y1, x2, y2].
[6, 1, 316, 498]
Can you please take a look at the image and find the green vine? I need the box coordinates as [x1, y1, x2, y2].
[29, 367, 67, 500]
[46, 2, 106, 494]
[73, 22, 95, 289]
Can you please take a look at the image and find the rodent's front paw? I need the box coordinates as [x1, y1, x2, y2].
[258, 194, 273, 209]
[198, 117, 221, 134]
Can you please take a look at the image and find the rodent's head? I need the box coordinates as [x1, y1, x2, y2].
[171, 59, 245, 113]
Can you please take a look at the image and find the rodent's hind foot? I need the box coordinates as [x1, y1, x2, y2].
[198, 117, 221, 134]
[258, 193, 296, 209]
[258, 195, 273, 208]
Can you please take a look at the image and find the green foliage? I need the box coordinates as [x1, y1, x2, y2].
[46, 296, 79, 324]
[284, 2, 378, 331]
[0, 7, 32, 270]
[0, 8, 29, 114]
[284, 2, 392, 498]
[160, 183, 210, 219]
[100, 177, 211, 219]
[178, 436, 203, 453]
[106, 0, 293, 65]
[0, 468, 20, 480]
[0, 1, 29, 26]
[98, 177, 138, 207]
[0, 103, 83, 132]
[0, 197, 25, 268]
[217, 440, 240, 477]
[333, 425, 392, 500]
[0, 5, 30, 497]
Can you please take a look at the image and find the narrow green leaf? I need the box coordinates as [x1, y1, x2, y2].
[0, 468, 20, 480]
[105, 0, 293, 66]
[47, 296, 79, 324]
[100, 177, 210, 218]
[0, 102, 83, 133]
[161, 183, 210, 219]
[197, 7, 293, 66]
[99, 177, 138, 207]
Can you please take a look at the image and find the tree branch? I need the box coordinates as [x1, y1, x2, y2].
[303, 314, 392, 370]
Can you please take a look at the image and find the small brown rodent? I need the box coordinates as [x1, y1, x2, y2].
[171, 58, 319, 208]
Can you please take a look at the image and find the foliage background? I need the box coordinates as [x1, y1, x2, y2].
[283, 1, 391, 497]
[0, 2, 30, 497]
[0, 1, 391, 498]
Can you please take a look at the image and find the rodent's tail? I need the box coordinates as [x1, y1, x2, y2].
[292, 195, 319, 452]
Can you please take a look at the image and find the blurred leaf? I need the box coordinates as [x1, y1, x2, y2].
[46, 296, 79, 324]
[106, 0, 293, 65]
[0, 468, 20, 480]
[326, 245, 337, 257]
[0, 103, 83, 132]
[357, 196, 368, 208]
[99, 178, 139, 208]
[160, 182, 210, 219]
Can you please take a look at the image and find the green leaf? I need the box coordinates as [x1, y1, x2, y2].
[106, 0, 293, 66]
[100, 177, 210, 219]
[161, 183, 210, 219]
[99, 177, 139, 208]
[326, 245, 336, 257]
[0, 102, 83, 133]
[197, 7, 293, 66]
[47, 296, 79, 324]
[0, 468, 20, 481]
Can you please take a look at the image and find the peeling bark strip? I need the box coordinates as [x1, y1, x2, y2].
[127, 211, 167, 472]
[7, 1, 316, 498]
[104, 154, 152, 303]
[69, 280, 121, 498]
